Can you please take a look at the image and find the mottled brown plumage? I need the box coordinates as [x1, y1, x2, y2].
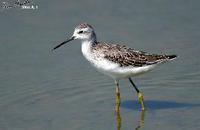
[92, 42, 177, 67]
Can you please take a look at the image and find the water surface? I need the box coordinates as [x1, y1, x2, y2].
[0, 0, 200, 130]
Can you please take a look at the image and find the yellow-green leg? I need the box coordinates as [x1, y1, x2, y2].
[114, 80, 121, 130]
[128, 78, 145, 111]
[137, 92, 145, 111]
[115, 81, 121, 106]
[115, 97, 121, 130]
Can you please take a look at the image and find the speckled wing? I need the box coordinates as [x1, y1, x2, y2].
[93, 42, 177, 67]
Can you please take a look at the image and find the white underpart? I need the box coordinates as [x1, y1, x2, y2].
[81, 41, 157, 80]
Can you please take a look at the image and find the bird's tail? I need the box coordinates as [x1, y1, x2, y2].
[166, 55, 177, 60]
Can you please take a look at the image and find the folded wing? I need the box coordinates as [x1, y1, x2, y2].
[93, 42, 177, 67]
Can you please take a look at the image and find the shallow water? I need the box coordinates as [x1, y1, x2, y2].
[0, 0, 200, 130]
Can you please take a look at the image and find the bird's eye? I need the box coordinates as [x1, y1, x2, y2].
[78, 31, 83, 34]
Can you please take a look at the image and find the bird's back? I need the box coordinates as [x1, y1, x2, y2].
[92, 42, 177, 67]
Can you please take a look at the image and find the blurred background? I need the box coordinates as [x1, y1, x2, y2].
[0, 0, 200, 130]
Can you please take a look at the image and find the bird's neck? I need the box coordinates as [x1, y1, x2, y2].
[81, 40, 94, 53]
[82, 32, 98, 47]
[81, 32, 98, 57]
[81, 40, 94, 60]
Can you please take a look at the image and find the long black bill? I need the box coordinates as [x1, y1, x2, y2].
[52, 36, 75, 51]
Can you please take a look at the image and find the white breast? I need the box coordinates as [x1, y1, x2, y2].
[81, 41, 118, 72]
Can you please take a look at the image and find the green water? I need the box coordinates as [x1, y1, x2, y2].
[0, 0, 200, 130]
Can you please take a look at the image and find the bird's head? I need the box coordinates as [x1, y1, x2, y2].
[52, 23, 96, 50]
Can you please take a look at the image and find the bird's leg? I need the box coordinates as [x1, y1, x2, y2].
[115, 94, 121, 130]
[138, 92, 145, 111]
[115, 80, 121, 123]
[128, 78, 145, 111]
[115, 80, 121, 107]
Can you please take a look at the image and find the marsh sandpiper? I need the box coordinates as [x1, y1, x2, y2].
[52, 23, 177, 110]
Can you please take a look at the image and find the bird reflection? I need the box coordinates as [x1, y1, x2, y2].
[115, 94, 145, 130]
[135, 110, 145, 130]
[115, 96, 121, 130]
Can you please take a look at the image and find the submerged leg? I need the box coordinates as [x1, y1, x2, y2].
[114, 80, 121, 129]
[115, 80, 121, 106]
[128, 78, 145, 111]
[115, 94, 121, 130]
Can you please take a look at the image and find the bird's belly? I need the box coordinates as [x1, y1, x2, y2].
[84, 55, 119, 75]
[81, 43, 156, 79]
[84, 54, 156, 79]
[108, 65, 157, 79]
